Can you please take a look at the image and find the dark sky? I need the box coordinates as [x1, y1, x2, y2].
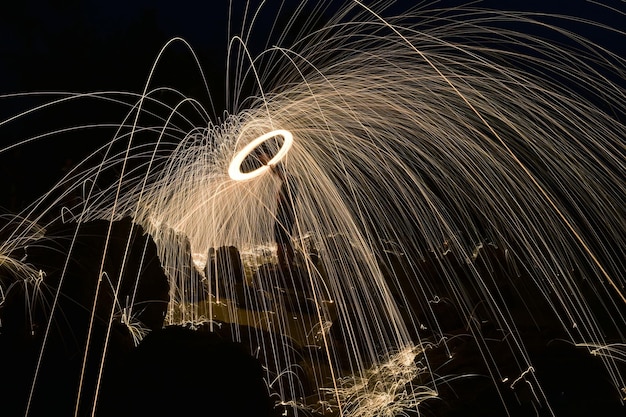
[0, 0, 624, 210]
[2, 1, 624, 96]
[1, 1, 221, 92]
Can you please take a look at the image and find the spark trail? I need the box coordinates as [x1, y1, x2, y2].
[0, 1, 625, 416]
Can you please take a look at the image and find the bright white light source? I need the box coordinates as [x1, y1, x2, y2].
[228, 129, 293, 181]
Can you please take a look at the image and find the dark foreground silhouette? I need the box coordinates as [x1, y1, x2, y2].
[1, 217, 624, 416]
[0, 218, 274, 417]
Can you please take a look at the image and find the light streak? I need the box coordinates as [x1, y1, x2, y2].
[0, 2, 625, 417]
[228, 129, 294, 181]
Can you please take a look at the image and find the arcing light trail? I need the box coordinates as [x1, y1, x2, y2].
[0, 1, 625, 416]
[228, 129, 294, 181]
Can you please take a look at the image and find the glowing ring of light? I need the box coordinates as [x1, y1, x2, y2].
[228, 129, 293, 181]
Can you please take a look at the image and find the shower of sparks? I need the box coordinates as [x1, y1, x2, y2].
[0, 1, 625, 416]
[323, 344, 437, 417]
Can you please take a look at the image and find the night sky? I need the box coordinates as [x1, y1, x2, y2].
[0, 0, 624, 208]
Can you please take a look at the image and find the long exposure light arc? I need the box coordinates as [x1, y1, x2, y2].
[228, 129, 294, 181]
[0, 1, 625, 417]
